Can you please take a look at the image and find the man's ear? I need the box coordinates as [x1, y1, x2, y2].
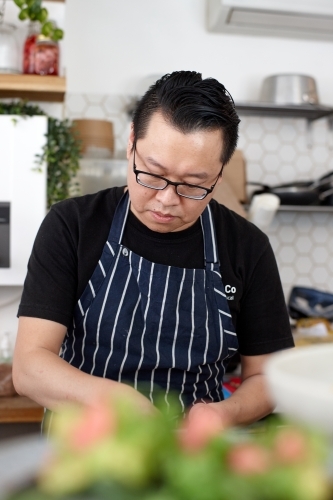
[126, 124, 135, 159]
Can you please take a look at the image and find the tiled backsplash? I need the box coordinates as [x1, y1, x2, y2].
[238, 116, 333, 300]
[65, 94, 333, 300]
[238, 116, 333, 185]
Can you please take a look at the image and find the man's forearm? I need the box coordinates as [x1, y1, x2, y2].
[215, 374, 275, 428]
[12, 348, 153, 414]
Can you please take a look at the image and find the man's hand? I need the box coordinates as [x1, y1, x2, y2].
[179, 402, 225, 452]
[179, 353, 276, 452]
[108, 382, 157, 416]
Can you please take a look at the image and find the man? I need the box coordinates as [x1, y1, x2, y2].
[13, 71, 294, 438]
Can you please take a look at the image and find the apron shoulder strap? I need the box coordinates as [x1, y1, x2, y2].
[107, 190, 131, 245]
[200, 203, 220, 266]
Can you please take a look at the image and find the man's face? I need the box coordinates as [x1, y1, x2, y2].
[126, 112, 224, 233]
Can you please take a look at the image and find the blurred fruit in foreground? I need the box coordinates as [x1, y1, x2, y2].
[8, 395, 332, 500]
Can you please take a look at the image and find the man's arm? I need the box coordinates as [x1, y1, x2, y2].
[12, 317, 155, 414]
[182, 353, 275, 450]
[213, 353, 275, 427]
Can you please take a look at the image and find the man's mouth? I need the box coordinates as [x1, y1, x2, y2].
[151, 211, 176, 222]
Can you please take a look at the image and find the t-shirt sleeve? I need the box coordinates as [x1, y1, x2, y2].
[18, 203, 79, 328]
[236, 240, 294, 356]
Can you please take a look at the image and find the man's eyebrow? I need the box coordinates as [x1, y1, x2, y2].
[145, 156, 209, 181]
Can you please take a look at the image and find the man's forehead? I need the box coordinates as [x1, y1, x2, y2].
[140, 113, 224, 165]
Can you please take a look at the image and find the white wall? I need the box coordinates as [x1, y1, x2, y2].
[64, 0, 333, 104]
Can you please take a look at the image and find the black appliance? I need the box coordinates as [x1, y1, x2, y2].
[0, 202, 10, 268]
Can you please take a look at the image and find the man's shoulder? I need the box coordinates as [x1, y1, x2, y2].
[50, 186, 125, 222]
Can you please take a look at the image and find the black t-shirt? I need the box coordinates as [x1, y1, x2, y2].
[18, 187, 294, 356]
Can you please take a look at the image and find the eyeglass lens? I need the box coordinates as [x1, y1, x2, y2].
[136, 172, 208, 200]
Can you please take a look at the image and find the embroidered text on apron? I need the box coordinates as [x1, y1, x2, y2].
[61, 192, 238, 411]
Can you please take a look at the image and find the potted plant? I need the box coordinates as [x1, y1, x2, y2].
[0, 100, 81, 208]
[13, 0, 64, 41]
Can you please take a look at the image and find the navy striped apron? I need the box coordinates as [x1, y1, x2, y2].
[61, 192, 238, 411]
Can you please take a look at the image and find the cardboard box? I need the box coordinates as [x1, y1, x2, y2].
[214, 149, 247, 203]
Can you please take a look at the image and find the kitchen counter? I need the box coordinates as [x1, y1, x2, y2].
[0, 396, 43, 424]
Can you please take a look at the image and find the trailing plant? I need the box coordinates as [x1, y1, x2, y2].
[13, 0, 64, 41]
[0, 100, 81, 208]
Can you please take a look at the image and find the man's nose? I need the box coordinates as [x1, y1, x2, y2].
[154, 184, 181, 205]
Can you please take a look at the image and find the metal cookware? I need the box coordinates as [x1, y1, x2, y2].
[249, 182, 319, 206]
[260, 74, 319, 105]
[249, 171, 333, 206]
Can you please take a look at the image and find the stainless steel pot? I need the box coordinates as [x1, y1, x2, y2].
[260, 74, 319, 105]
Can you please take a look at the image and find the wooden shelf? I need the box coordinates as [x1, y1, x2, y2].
[244, 204, 333, 213]
[0, 74, 66, 102]
[277, 205, 333, 212]
[0, 396, 43, 423]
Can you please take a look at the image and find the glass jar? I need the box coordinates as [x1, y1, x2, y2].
[0, 23, 20, 74]
[34, 34, 59, 76]
[23, 21, 40, 74]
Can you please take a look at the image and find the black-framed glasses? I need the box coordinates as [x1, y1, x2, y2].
[133, 145, 222, 200]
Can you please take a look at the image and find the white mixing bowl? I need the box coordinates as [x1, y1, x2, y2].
[264, 344, 333, 436]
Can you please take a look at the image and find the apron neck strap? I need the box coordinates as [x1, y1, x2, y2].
[110, 191, 219, 266]
[200, 203, 220, 266]
[108, 190, 131, 244]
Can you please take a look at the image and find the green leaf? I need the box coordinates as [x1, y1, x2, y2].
[41, 20, 53, 37]
[28, 2, 41, 15]
[0, 100, 81, 208]
[13, 0, 26, 7]
[37, 7, 48, 23]
[53, 28, 64, 41]
[18, 7, 29, 20]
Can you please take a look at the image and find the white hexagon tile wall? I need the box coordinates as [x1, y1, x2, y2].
[239, 115, 333, 300]
[65, 94, 333, 301]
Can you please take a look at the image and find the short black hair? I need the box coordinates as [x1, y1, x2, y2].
[132, 71, 240, 166]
